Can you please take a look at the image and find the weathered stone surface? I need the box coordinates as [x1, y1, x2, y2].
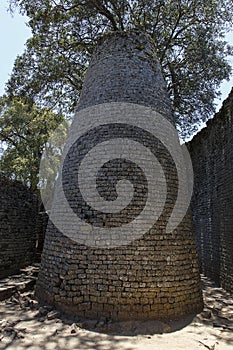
[47, 310, 61, 320]
[0, 175, 38, 278]
[36, 30, 203, 320]
[0, 264, 39, 301]
[188, 88, 233, 294]
[35, 212, 49, 256]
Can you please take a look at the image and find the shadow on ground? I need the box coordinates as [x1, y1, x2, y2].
[0, 275, 232, 350]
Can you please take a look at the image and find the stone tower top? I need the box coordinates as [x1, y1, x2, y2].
[77, 29, 173, 123]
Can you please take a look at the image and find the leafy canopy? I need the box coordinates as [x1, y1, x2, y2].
[7, 0, 233, 138]
[0, 96, 65, 191]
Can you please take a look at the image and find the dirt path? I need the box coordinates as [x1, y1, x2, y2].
[0, 276, 232, 350]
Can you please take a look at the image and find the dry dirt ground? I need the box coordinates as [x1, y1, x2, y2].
[0, 276, 232, 350]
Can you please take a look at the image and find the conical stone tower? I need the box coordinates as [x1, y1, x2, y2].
[36, 30, 203, 320]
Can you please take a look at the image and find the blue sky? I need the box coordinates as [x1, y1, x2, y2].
[0, 1, 31, 95]
[0, 0, 233, 113]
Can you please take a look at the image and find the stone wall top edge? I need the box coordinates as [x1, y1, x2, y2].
[0, 172, 34, 193]
[187, 87, 233, 147]
[96, 28, 153, 47]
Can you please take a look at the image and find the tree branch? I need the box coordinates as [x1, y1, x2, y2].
[88, 0, 118, 30]
[0, 132, 18, 148]
[108, 0, 124, 30]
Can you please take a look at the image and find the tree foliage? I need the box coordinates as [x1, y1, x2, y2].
[7, 0, 233, 138]
[0, 96, 65, 191]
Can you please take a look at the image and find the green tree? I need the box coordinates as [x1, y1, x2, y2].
[0, 96, 65, 191]
[7, 0, 233, 138]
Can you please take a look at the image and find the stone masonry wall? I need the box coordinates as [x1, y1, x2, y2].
[35, 212, 49, 256]
[36, 30, 203, 320]
[0, 175, 38, 278]
[188, 88, 233, 294]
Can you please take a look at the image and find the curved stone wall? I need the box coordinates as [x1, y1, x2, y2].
[36, 30, 203, 320]
[188, 88, 233, 294]
[0, 175, 38, 278]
